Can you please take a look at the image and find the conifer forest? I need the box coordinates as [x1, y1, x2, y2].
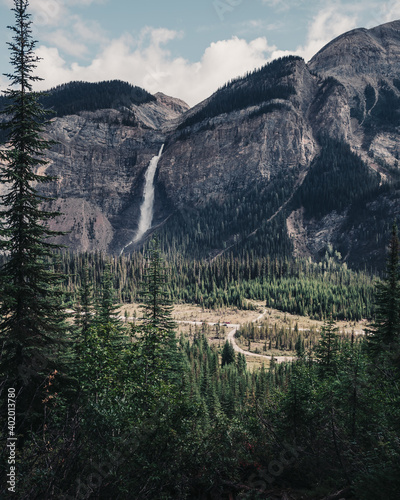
[0, 2, 400, 499]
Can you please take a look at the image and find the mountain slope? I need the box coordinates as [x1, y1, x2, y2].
[1, 23, 399, 268]
[154, 26, 400, 267]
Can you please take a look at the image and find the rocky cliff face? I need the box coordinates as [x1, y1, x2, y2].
[158, 59, 317, 208]
[155, 21, 400, 267]
[36, 93, 189, 253]
[309, 20, 400, 167]
[1, 21, 399, 267]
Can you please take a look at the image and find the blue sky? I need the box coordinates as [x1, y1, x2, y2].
[0, 0, 399, 106]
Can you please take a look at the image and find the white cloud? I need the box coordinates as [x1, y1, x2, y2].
[294, 6, 358, 61]
[34, 29, 275, 106]
[44, 30, 89, 57]
[9, 0, 398, 107]
[381, 0, 400, 22]
[71, 17, 107, 44]
[29, 0, 67, 27]
[281, 1, 400, 62]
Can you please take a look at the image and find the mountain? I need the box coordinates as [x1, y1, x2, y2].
[156, 21, 400, 267]
[0, 81, 189, 253]
[1, 22, 400, 268]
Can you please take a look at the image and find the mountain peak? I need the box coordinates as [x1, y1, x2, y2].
[309, 19, 400, 79]
[154, 92, 190, 114]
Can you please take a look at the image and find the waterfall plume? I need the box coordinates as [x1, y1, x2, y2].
[120, 144, 164, 255]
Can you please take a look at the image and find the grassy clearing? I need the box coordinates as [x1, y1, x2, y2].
[119, 301, 368, 371]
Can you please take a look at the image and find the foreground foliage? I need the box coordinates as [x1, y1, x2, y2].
[0, 227, 399, 499]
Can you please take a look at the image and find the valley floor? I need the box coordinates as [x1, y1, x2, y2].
[120, 301, 367, 370]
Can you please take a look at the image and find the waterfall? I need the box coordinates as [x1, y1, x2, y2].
[120, 144, 164, 255]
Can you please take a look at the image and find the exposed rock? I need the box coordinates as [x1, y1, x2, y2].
[2, 21, 399, 266]
[32, 95, 188, 254]
[158, 104, 316, 207]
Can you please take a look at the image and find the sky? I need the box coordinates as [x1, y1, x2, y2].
[0, 0, 399, 106]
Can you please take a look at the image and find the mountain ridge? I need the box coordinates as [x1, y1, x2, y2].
[1, 20, 399, 268]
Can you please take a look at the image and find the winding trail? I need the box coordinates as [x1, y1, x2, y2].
[226, 310, 296, 363]
[178, 309, 296, 364]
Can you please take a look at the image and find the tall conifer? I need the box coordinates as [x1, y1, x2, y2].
[0, 0, 66, 431]
[140, 237, 176, 333]
[367, 223, 400, 376]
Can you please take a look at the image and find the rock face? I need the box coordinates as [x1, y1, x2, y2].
[36, 93, 189, 253]
[1, 21, 399, 267]
[308, 20, 400, 168]
[158, 59, 317, 207]
[155, 21, 400, 267]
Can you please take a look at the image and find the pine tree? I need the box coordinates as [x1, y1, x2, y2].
[237, 352, 247, 373]
[136, 237, 181, 383]
[367, 223, 400, 375]
[74, 260, 93, 341]
[140, 237, 176, 333]
[94, 263, 123, 333]
[314, 315, 340, 377]
[0, 0, 67, 432]
[221, 340, 236, 367]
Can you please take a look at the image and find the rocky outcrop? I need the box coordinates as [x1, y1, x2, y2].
[309, 20, 400, 166]
[158, 59, 320, 208]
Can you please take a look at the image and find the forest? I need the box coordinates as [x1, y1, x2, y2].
[1, 2, 400, 500]
[0, 79, 155, 119]
[50, 247, 375, 321]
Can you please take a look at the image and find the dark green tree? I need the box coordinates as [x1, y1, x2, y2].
[136, 237, 181, 385]
[140, 237, 176, 333]
[221, 340, 236, 367]
[94, 262, 123, 333]
[236, 352, 247, 373]
[0, 0, 67, 432]
[314, 315, 340, 377]
[367, 223, 400, 376]
[74, 260, 93, 341]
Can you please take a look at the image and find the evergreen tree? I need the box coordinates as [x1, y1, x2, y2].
[140, 237, 175, 333]
[237, 352, 247, 373]
[295, 335, 305, 358]
[367, 223, 400, 376]
[94, 262, 123, 333]
[314, 315, 340, 377]
[221, 340, 236, 367]
[136, 237, 181, 383]
[74, 260, 93, 341]
[0, 0, 67, 432]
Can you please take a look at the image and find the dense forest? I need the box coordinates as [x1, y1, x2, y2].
[0, 79, 155, 119]
[51, 247, 375, 321]
[293, 137, 381, 219]
[1, 3, 400, 500]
